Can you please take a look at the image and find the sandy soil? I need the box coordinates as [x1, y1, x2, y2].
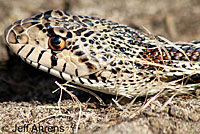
[0, 0, 200, 133]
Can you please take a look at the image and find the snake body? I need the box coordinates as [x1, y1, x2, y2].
[4, 10, 200, 97]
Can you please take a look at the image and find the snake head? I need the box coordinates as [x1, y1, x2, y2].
[4, 10, 116, 91]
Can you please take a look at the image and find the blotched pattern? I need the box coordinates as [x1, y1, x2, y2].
[4, 10, 200, 97]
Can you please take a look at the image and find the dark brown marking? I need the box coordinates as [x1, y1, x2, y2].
[87, 79, 93, 84]
[89, 73, 99, 82]
[101, 57, 107, 61]
[81, 38, 86, 42]
[64, 11, 70, 16]
[66, 32, 72, 38]
[44, 10, 53, 18]
[75, 69, 78, 76]
[111, 68, 117, 74]
[74, 28, 87, 36]
[22, 22, 34, 29]
[17, 34, 29, 44]
[72, 45, 79, 50]
[129, 80, 134, 82]
[47, 68, 51, 74]
[84, 31, 94, 37]
[82, 19, 94, 26]
[73, 16, 80, 22]
[60, 72, 65, 80]
[37, 50, 46, 63]
[79, 57, 89, 62]
[78, 77, 84, 84]
[59, 29, 64, 33]
[13, 25, 24, 34]
[97, 46, 102, 49]
[62, 63, 66, 72]
[34, 13, 43, 19]
[36, 63, 40, 69]
[42, 29, 47, 33]
[51, 55, 58, 66]
[89, 40, 94, 44]
[37, 24, 44, 30]
[25, 47, 35, 58]
[75, 51, 85, 56]
[85, 62, 96, 71]
[17, 45, 25, 55]
[47, 28, 56, 36]
[44, 23, 51, 28]
[55, 10, 63, 16]
[70, 75, 75, 82]
[101, 76, 106, 83]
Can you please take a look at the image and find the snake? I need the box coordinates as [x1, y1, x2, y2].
[4, 10, 200, 98]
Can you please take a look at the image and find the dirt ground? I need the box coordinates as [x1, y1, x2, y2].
[0, 0, 200, 133]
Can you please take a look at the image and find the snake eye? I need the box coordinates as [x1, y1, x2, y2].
[48, 36, 65, 51]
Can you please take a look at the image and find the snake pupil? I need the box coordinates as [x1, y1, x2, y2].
[51, 36, 61, 47]
[48, 36, 66, 51]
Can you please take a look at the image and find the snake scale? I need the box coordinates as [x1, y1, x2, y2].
[4, 10, 200, 98]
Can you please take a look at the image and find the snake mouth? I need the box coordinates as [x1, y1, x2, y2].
[20, 55, 104, 91]
[20, 56, 67, 80]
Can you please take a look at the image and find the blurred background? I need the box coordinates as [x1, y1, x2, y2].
[0, 1, 200, 133]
